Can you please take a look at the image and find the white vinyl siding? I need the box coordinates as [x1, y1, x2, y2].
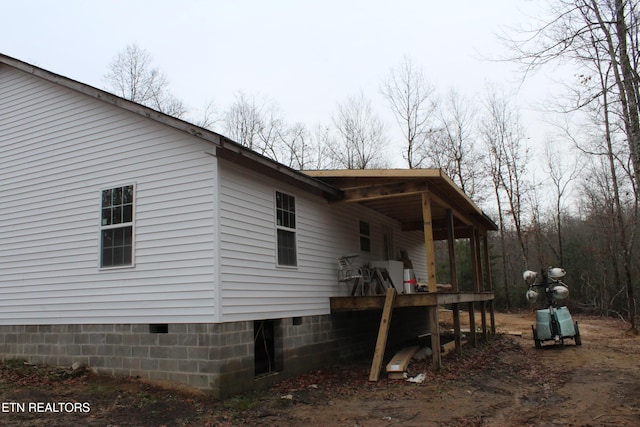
[0, 64, 431, 327]
[0, 66, 217, 324]
[217, 161, 428, 322]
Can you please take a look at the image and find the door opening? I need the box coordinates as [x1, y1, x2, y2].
[254, 320, 277, 376]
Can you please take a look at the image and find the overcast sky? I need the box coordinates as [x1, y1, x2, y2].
[1, 0, 562, 167]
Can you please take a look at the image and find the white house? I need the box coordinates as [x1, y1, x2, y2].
[0, 54, 496, 397]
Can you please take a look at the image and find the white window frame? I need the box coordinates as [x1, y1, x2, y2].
[99, 183, 136, 269]
[275, 190, 298, 268]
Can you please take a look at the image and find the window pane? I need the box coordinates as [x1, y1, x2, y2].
[123, 247, 132, 265]
[113, 246, 124, 266]
[276, 191, 296, 229]
[123, 205, 133, 223]
[287, 212, 295, 229]
[277, 229, 297, 266]
[102, 189, 112, 208]
[113, 187, 122, 205]
[113, 206, 122, 224]
[123, 185, 133, 204]
[102, 247, 113, 267]
[124, 227, 132, 245]
[102, 229, 113, 246]
[360, 236, 371, 252]
[101, 226, 132, 267]
[360, 220, 370, 236]
[102, 208, 111, 226]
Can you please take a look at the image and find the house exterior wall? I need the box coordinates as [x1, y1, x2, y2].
[0, 65, 219, 325]
[0, 61, 432, 397]
[218, 160, 428, 322]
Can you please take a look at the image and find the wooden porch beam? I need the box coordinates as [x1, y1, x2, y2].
[339, 181, 428, 203]
[329, 292, 495, 311]
[426, 191, 473, 226]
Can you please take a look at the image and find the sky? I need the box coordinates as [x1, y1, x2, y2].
[1, 0, 564, 168]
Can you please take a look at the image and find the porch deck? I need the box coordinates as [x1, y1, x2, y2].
[330, 291, 495, 311]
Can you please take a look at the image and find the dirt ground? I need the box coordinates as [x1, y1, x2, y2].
[0, 311, 638, 427]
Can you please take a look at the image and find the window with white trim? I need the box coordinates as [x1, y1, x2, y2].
[275, 191, 297, 267]
[359, 220, 371, 252]
[100, 185, 134, 268]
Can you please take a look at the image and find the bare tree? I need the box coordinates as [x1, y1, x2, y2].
[480, 86, 531, 308]
[430, 89, 486, 203]
[274, 122, 317, 170]
[192, 99, 221, 131]
[381, 56, 438, 168]
[329, 92, 388, 169]
[223, 92, 324, 169]
[543, 140, 580, 265]
[307, 124, 335, 170]
[222, 91, 289, 162]
[504, 0, 639, 330]
[223, 91, 267, 152]
[104, 43, 186, 118]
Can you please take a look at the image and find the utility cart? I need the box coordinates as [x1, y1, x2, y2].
[523, 267, 582, 348]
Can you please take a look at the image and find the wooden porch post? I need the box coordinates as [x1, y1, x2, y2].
[473, 229, 488, 340]
[468, 301, 477, 348]
[446, 209, 462, 355]
[482, 233, 496, 334]
[422, 191, 440, 369]
[468, 229, 480, 346]
[421, 191, 437, 293]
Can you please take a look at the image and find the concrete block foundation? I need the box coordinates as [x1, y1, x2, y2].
[0, 306, 429, 398]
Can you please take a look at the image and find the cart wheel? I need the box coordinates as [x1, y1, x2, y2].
[574, 321, 582, 346]
[532, 325, 542, 349]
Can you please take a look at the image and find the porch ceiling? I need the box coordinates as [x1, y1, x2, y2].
[303, 169, 497, 239]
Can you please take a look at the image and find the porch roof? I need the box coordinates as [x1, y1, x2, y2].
[303, 169, 497, 239]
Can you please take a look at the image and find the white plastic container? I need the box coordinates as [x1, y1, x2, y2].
[403, 269, 416, 294]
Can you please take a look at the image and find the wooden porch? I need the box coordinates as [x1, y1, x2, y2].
[305, 169, 499, 380]
[330, 290, 496, 380]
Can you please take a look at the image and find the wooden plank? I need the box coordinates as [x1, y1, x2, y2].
[385, 345, 419, 375]
[441, 340, 458, 356]
[369, 288, 396, 382]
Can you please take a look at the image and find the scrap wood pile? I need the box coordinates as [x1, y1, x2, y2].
[269, 334, 525, 400]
